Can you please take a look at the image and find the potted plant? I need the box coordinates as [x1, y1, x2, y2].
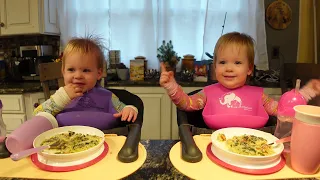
[157, 40, 181, 72]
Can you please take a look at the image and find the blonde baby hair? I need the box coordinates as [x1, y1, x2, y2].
[213, 32, 255, 69]
[62, 35, 107, 69]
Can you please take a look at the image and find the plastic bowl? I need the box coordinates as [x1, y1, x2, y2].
[211, 127, 284, 167]
[33, 126, 105, 162]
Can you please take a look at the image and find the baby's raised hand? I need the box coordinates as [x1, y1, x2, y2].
[159, 62, 175, 87]
[304, 79, 320, 95]
[113, 106, 138, 122]
[64, 84, 84, 99]
[299, 79, 320, 101]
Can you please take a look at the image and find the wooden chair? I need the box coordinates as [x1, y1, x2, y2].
[39, 62, 64, 100]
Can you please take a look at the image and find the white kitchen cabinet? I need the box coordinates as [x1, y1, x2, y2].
[125, 87, 172, 140]
[2, 114, 26, 134]
[0, 0, 59, 36]
[0, 94, 25, 114]
[24, 92, 46, 120]
[0, 92, 45, 134]
[0, 94, 26, 134]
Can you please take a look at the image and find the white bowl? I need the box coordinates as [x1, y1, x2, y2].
[211, 127, 284, 167]
[33, 126, 105, 162]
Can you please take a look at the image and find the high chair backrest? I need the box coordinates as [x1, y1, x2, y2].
[39, 62, 64, 100]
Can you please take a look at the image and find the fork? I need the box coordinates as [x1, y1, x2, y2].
[10, 141, 61, 161]
[268, 136, 291, 146]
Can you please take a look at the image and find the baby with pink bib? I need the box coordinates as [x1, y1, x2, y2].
[160, 32, 320, 129]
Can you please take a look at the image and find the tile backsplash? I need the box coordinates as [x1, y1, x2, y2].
[0, 34, 60, 58]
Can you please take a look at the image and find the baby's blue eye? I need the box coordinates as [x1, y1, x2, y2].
[235, 61, 242, 64]
[67, 68, 75, 72]
[219, 61, 226, 64]
[83, 69, 91, 72]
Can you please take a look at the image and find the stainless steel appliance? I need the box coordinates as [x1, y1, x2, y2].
[18, 45, 54, 78]
[20, 45, 53, 57]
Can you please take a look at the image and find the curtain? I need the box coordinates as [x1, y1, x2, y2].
[297, 0, 318, 63]
[58, 0, 268, 70]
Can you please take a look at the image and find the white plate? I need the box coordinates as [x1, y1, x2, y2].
[37, 143, 105, 167]
[33, 126, 105, 162]
[211, 144, 281, 169]
[211, 127, 284, 166]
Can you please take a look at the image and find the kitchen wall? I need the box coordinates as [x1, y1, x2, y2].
[265, 0, 300, 70]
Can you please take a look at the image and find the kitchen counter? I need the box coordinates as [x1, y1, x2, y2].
[0, 80, 212, 94]
[0, 80, 280, 94]
[106, 79, 280, 88]
[106, 80, 213, 87]
[0, 81, 45, 94]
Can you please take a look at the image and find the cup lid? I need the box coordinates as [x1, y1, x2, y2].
[294, 105, 320, 125]
[277, 90, 306, 117]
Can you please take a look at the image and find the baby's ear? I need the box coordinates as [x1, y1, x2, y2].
[97, 68, 103, 80]
[247, 64, 254, 76]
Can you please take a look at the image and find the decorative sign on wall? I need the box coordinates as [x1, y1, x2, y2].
[266, 0, 292, 30]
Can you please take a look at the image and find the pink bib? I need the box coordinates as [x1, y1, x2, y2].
[202, 83, 268, 129]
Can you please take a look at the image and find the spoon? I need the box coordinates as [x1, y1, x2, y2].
[10, 145, 50, 161]
[10, 141, 61, 161]
[268, 136, 291, 146]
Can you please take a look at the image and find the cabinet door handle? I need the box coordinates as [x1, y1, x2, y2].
[0, 22, 4, 27]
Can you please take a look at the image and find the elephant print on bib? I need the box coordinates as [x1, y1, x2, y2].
[219, 92, 242, 108]
[219, 92, 253, 111]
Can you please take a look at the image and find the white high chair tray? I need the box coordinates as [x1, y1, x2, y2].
[169, 135, 320, 180]
[0, 135, 147, 180]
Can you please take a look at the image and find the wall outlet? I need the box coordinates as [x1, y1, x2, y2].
[272, 46, 280, 59]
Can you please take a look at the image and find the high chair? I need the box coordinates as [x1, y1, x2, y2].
[176, 88, 277, 163]
[38, 62, 144, 163]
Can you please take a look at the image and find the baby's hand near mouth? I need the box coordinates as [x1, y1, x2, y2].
[64, 84, 84, 99]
